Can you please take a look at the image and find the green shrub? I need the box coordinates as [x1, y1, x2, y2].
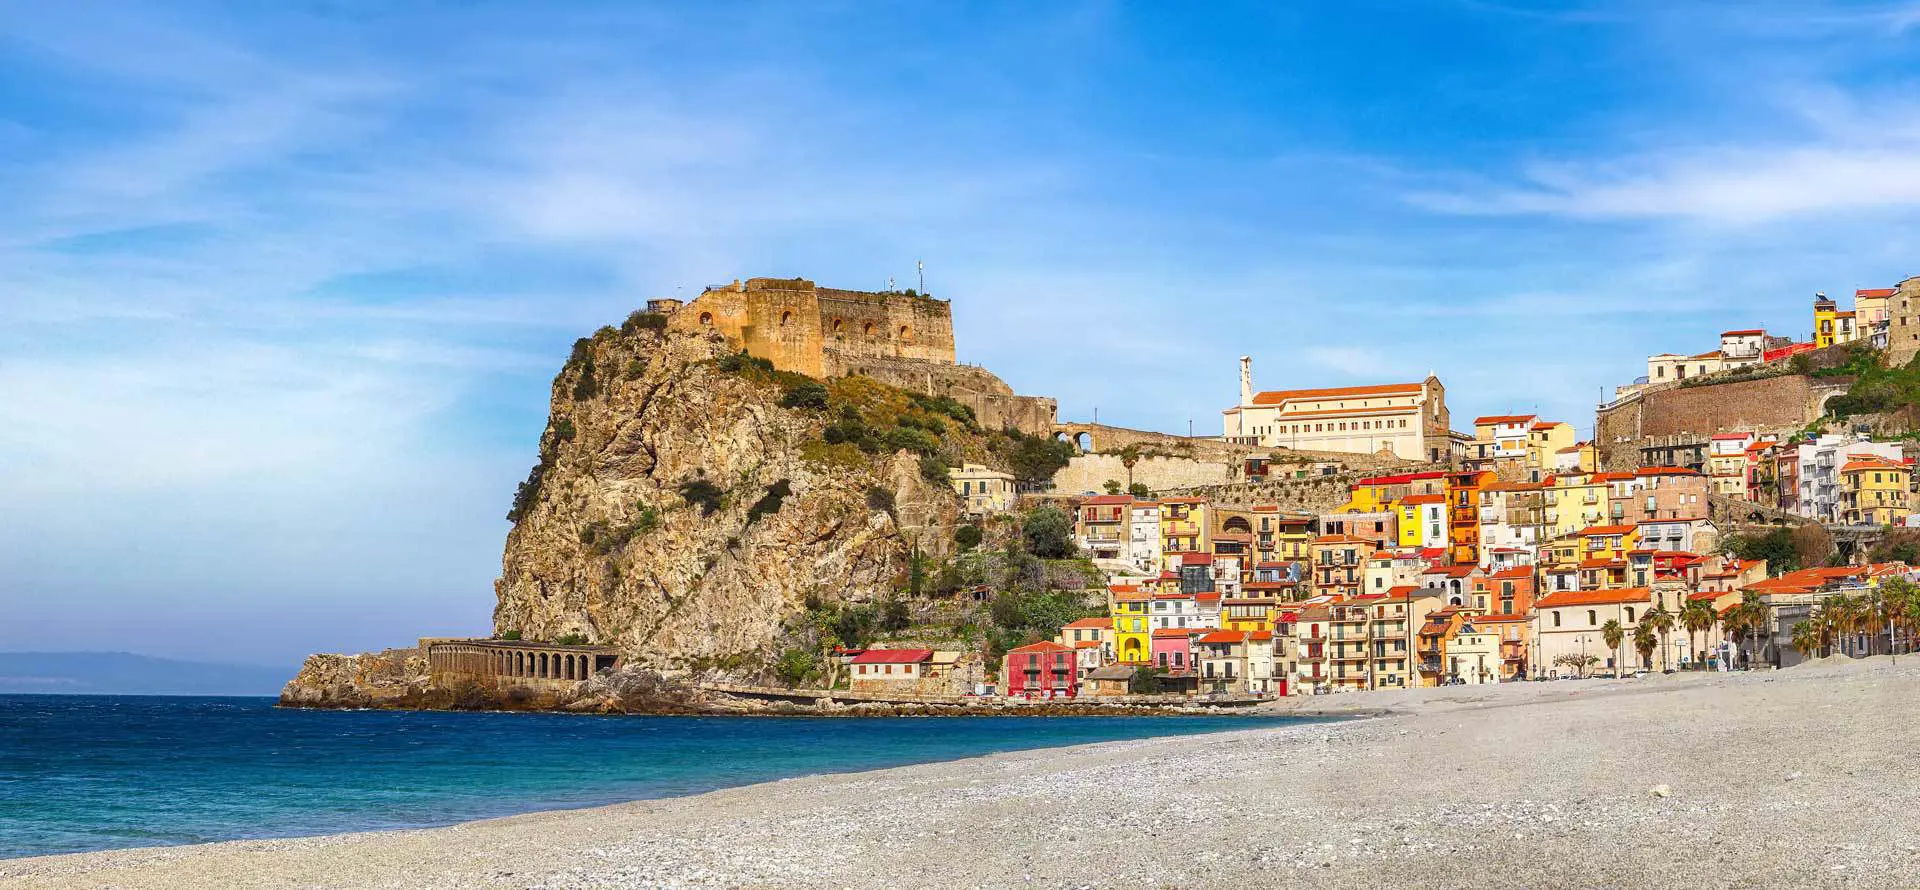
[884, 426, 940, 456]
[1128, 482, 1150, 497]
[1103, 479, 1122, 494]
[506, 461, 549, 522]
[625, 358, 646, 380]
[499, 630, 522, 641]
[955, 524, 983, 551]
[746, 480, 792, 523]
[716, 350, 775, 375]
[678, 477, 726, 516]
[1021, 506, 1075, 558]
[556, 633, 588, 646]
[552, 418, 576, 442]
[773, 647, 818, 686]
[919, 453, 949, 484]
[866, 486, 896, 514]
[622, 310, 668, 333]
[779, 381, 829, 410]
[881, 598, 911, 632]
[572, 362, 600, 400]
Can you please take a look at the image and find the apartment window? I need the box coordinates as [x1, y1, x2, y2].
[1626, 607, 1636, 622]
[1553, 613, 1562, 627]
[1587, 609, 1597, 626]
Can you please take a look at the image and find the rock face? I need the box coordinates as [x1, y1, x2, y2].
[490, 321, 963, 673]
[280, 649, 430, 708]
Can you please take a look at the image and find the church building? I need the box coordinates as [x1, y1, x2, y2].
[1222, 356, 1454, 462]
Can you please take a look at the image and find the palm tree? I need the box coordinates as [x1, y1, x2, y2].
[1601, 619, 1625, 677]
[1791, 617, 1824, 660]
[1826, 593, 1858, 657]
[1680, 600, 1716, 669]
[1632, 621, 1657, 672]
[1729, 591, 1770, 669]
[1643, 605, 1677, 672]
[1118, 444, 1141, 492]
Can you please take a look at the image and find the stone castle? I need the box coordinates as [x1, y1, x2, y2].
[654, 277, 1057, 435]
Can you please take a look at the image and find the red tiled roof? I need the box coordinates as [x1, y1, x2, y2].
[1491, 566, 1534, 580]
[1710, 432, 1753, 440]
[1474, 414, 1539, 426]
[851, 648, 934, 665]
[1074, 640, 1102, 649]
[1842, 457, 1908, 474]
[1196, 630, 1247, 644]
[1578, 524, 1636, 536]
[1007, 641, 1072, 654]
[1063, 618, 1112, 629]
[1080, 495, 1134, 506]
[1634, 466, 1701, 477]
[1857, 288, 1896, 299]
[1151, 628, 1195, 639]
[1180, 553, 1213, 565]
[1402, 493, 1445, 505]
[1722, 328, 1766, 336]
[1251, 382, 1424, 406]
[1534, 588, 1652, 608]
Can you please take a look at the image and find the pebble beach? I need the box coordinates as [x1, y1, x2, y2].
[5, 657, 1917, 889]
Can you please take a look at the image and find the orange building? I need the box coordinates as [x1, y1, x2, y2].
[1445, 470, 1495, 565]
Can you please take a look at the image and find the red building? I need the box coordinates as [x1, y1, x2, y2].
[1002, 640, 1078, 698]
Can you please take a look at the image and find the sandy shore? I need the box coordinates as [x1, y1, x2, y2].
[6, 658, 1918, 889]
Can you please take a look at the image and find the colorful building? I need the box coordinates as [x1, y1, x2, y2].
[1840, 455, 1912, 525]
[1221, 363, 1455, 462]
[1001, 641, 1078, 698]
[1109, 584, 1151, 664]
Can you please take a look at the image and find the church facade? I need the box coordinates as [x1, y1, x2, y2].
[1222, 357, 1453, 462]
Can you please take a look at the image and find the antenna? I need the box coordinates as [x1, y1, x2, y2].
[916, 260, 925, 294]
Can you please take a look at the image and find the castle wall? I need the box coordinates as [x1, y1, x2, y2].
[816, 288, 956, 367]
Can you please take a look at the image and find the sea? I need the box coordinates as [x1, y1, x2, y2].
[0, 694, 1304, 860]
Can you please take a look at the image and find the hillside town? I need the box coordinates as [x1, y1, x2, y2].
[845, 280, 1920, 701]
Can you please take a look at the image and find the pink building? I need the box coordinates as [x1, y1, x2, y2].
[1150, 627, 1194, 672]
[1002, 641, 1078, 698]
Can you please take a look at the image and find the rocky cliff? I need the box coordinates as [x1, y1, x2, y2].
[491, 317, 969, 671]
[281, 308, 1035, 709]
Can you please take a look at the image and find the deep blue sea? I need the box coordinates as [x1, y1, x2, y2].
[0, 695, 1297, 860]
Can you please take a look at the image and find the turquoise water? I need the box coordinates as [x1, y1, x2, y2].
[0, 695, 1302, 859]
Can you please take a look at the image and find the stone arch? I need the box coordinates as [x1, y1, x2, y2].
[1223, 516, 1253, 534]
[899, 324, 912, 342]
[780, 310, 793, 327]
[698, 311, 713, 326]
[1818, 391, 1843, 415]
[863, 321, 876, 337]
[832, 318, 845, 335]
[1074, 431, 1093, 452]
[538, 652, 549, 678]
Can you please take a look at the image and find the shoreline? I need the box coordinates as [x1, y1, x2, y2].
[7, 659, 1917, 888]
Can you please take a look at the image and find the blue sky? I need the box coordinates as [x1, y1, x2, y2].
[7, 1, 1920, 669]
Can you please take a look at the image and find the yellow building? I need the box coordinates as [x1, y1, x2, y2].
[1554, 441, 1599, 474]
[1815, 293, 1859, 348]
[1548, 471, 1610, 539]
[1254, 510, 1314, 561]
[1527, 421, 1576, 470]
[1109, 585, 1151, 664]
[948, 463, 1016, 516]
[1840, 455, 1912, 525]
[1158, 497, 1210, 569]
[1578, 524, 1638, 561]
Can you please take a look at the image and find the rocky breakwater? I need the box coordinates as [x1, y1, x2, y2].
[284, 309, 1009, 711]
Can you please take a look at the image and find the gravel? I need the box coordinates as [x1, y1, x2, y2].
[5, 657, 1918, 889]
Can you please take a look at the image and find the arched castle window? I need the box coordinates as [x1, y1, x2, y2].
[863, 322, 875, 337]
[832, 319, 845, 335]
[900, 325, 912, 341]
[780, 311, 793, 326]
[698, 312, 713, 326]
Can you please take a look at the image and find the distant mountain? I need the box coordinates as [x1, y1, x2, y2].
[0, 652, 293, 696]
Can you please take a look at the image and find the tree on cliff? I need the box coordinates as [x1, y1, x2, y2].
[1000, 433, 1073, 485]
[1021, 507, 1075, 559]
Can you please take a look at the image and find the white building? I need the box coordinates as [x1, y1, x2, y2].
[1795, 434, 1904, 523]
[1125, 501, 1162, 574]
[1222, 357, 1453, 463]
